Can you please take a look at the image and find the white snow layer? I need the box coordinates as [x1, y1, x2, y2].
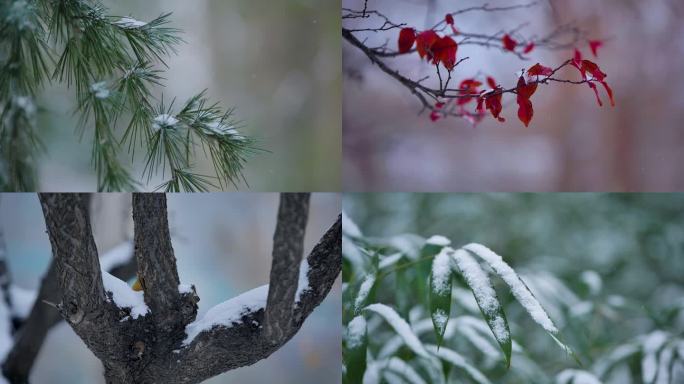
[430, 247, 452, 295]
[90, 82, 110, 99]
[9, 285, 37, 318]
[182, 285, 269, 345]
[463, 243, 558, 334]
[364, 303, 428, 358]
[205, 122, 244, 139]
[99, 241, 134, 272]
[451, 248, 508, 343]
[342, 211, 362, 238]
[580, 270, 603, 295]
[0, 300, 13, 373]
[178, 283, 193, 294]
[101, 270, 148, 319]
[346, 315, 367, 349]
[152, 114, 179, 131]
[114, 16, 147, 29]
[294, 258, 310, 304]
[556, 369, 601, 384]
[656, 346, 674, 384]
[426, 235, 451, 246]
[354, 274, 376, 312]
[426, 345, 491, 384]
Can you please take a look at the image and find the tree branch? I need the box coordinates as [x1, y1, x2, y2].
[37, 193, 118, 361]
[263, 193, 310, 343]
[171, 214, 341, 384]
[132, 193, 181, 325]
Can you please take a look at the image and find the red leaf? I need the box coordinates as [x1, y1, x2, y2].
[457, 79, 482, 105]
[574, 48, 583, 62]
[587, 82, 603, 107]
[502, 34, 517, 51]
[485, 92, 505, 122]
[398, 28, 416, 54]
[527, 63, 553, 77]
[476, 96, 485, 113]
[600, 80, 615, 107]
[516, 76, 536, 127]
[581, 60, 607, 81]
[516, 76, 537, 99]
[486, 76, 497, 89]
[445, 13, 454, 25]
[517, 97, 533, 127]
[589, 40, 603, 57]
[416, 30, 439, 59]
[431, 36, 458, 70]
[430, 102, 445, 122]
[523, 42, 535, 54]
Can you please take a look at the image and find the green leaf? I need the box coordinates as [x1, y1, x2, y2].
[451, 248, 512, 367]
[364, 303, 429, 358]
[426, 344, 492, 384]
[429, 247, 453, 348]
[463, 243, 578, 362]
[343, 315, 368, 384]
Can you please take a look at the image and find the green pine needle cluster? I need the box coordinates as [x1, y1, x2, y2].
[0, 0, 259, 192]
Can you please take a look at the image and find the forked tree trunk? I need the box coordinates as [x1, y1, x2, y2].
[32, 193, 340, 384]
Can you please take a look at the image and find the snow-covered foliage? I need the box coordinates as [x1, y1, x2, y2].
[343, 194, 684, 384]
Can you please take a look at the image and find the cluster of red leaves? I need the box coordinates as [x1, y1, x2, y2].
[397, 13, 464, 70]
[571, 48, 614, 107]
[399, 27, 458, 70]
[396, 17, 613, 127]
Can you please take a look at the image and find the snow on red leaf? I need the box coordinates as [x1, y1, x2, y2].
[486, 76, 497, 89]
[445, 13, 454, 25]
[416, 30, 439, 59]
[457, 79, 482, 105]
[398, 28, 416, 54]
[581, 60, 607, 81]
[502, 34, 517, 51]
[527, 63, 554, 77]
[516, 75, 537, 99]
[431, 35, 458, 70]
[589, 40, 603, 57]
[523, 42, 535, 54]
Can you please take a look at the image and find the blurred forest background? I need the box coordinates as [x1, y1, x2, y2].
[36, 0, 340, 191]
[343, 193, 684, 383]
[0, 193, 341, 383]
[343, 0, 684, 191]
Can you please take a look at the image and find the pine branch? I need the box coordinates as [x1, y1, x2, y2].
[1, 0, 260, 191]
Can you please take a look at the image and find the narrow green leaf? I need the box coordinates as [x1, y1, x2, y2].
[426, 345, 492, 384]
[364, 303, 429, 358]
[463, 243, 578, 361]
[429, 247, 453, 348]
[452, 248, 512, 367]
[343, 315, 368, 384]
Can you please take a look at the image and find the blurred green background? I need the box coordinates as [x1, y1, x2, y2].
[36, 0, 340, 191]
[0, 193, 341, 383]
[344, 193, 684, 383]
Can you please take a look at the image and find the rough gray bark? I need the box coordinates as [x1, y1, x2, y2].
[32, 193, 340, 384]
[263, 193, 310, 343]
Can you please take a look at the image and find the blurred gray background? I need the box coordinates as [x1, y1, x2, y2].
[343, 0, 684, 191]
[37, 0, 340, 191]
[0, 193, 341, 383]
